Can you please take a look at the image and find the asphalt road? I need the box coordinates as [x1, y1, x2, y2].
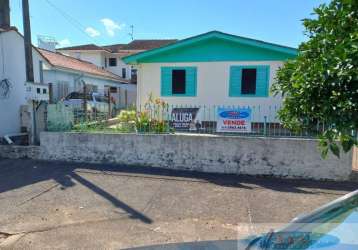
[0, 159, 356, 249]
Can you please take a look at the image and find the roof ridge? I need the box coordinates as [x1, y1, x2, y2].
[123, 30, 297, 63]
[58, 43, 111, 52]
[206, 30, 297, 50]
[130, 39, 177, 41]
[40, 48, 101, 66]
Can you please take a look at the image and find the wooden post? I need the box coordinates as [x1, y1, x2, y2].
[125, 89, 128, 108]
[48, 82, 53, 104]
[0, 0, 10, 29]
[22, 0, 34, 82]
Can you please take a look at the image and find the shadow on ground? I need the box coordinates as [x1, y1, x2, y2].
[0, 158, 356, 225]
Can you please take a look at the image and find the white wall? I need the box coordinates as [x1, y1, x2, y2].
[63, 51, 104, 68]
[61, 50, 133, 81]
[111, 58, 131, 80]
[38, 132, 353, 181]
[0, 30, 43, 136]
[137, 61, 284, 122]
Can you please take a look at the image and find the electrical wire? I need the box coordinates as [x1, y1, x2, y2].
[43, 0, 98, 44]
[43, 0, 133, 45]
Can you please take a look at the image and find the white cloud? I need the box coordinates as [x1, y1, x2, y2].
[100, 18, 125, 37]
[85, 27, 100, 37]
[58, 38, 71, 47]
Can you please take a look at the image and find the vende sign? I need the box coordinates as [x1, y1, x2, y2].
[216, 108, 252, 133]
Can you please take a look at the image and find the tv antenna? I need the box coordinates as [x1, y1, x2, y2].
[128, 25, 134, 41]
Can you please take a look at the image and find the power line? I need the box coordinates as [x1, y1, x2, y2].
[43, 0, 98, 43]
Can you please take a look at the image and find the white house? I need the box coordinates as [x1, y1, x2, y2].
[58, 40, 177, 105]
[0, 27, 45, 138]
[0, 27, 132, 142]
[123, 31, 297, 123]
[38, 48, 133, 106]
[58, 40, 177, 81]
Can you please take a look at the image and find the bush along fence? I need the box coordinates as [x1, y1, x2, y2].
[46, 96, 332, 138]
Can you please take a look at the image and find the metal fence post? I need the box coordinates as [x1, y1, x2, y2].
[83, 84, 87, 122]
[264, 115, 267, 136]
[108, 88, 111, 119]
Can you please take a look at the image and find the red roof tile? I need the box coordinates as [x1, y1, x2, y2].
[121, 39, 178, 50]
[38, 49, 128, 82]
[58, 40, 178, 53]
[102, 44, 126, 53]
[57, 44, 110, 52]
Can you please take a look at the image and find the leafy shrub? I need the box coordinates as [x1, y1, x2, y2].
[117, 94, 171, 133]
[117, 110, 136, 123]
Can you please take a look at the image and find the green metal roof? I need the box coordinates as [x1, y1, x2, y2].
[123, 31, 297, 64]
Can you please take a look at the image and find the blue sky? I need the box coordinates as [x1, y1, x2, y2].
[9, 0, 329, 48]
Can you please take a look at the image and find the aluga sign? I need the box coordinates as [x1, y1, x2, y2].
[170, 108, 200, 130]
[216, 107, 252, 133]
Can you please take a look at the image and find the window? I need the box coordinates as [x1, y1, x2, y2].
[131, 69, 137, 77]
[172, 70, 186, 94]
[229, 65, 269, 97]
[104, 57, 107, 68]
[241, 68, 256, 94]
[108, 58, 117, 67]
[122, 68, 126, 78]
[109, 87, 117, 93]
[161, 67, 197, 96]
[131, 69, 137, 83]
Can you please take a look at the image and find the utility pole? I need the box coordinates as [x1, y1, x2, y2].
[22, 0, 34, 82]
[0, 0, 10, 29]
[22, 0, 37, 144]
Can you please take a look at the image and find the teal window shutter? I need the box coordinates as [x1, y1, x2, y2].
[229, 65, 269, 97]
[161, 67, 172, 96]
[255, 65, 270, 97]
[161, 67, 197, 97]
[184, 67, 197, 96]
[229, 66, 243, 97]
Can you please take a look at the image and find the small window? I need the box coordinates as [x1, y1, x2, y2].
[241, 68, 256, 94]
[122, 68, 126, 78]
[131, 69, 137, 76]
[43, 88, 47, 94]
[172, 70, 186, 94]
[131, 69, 137, 83]
[108, 58, 117, 67]
[104, 57, 107, 68]
[36, 88, 41, 94]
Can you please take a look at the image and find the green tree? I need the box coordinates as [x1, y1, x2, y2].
[272, 0, 358, 158]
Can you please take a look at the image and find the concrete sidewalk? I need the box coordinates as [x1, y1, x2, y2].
[0, 159, 356, 249]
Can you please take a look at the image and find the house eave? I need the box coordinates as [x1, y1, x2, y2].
[123, 31, 298, 64]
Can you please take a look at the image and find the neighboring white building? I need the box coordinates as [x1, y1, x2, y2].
[57, 40, 177, 107]
[0, 27, 45, 137]
[58, 40, 177, 82]
[38, 48, 133, 107]
[0, 27, 132, 140]
[123, 31, 298, 122]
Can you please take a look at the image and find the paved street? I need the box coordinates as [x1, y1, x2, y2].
[0, 159, 356, 249]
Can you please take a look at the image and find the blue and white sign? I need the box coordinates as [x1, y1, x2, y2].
[216, 107, 252, 133]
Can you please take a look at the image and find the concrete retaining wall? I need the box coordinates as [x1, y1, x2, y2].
[0, 145, 40, 159]
[37, 132, 353, 181]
